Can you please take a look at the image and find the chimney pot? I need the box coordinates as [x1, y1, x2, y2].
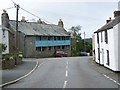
[1, 10, 9, 28]
[21, 16, 27, 22]
[106, 17, 111, 24]
[114, 11, 120, 18]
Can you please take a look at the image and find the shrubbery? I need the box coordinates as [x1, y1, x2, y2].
[2, 52, 23, 60]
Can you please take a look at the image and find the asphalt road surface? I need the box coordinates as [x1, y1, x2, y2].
[4, 57, 119, 88]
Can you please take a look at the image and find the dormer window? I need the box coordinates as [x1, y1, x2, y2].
[3, 29, 5, 38]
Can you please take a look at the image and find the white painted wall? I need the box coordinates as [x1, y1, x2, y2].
[118, 23, 120, 71]
[94, 33, 99, 63]
[104, 28, 116, 71]
[92, 35, 95, 60]
[113, 23, 120, 71]
[94, 25, 120, 71]
[2, 29, 9, 54]
[99, 32, 104, 65]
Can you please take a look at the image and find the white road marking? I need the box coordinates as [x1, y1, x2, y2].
[103, 74, 120, 86]
[66, 61, 68, 65]
[65, 70, 68, 77]
[63, 61, 69, 88]
[38, 62, 44, 67]
[63, 81, 67, 88]
[66, 61, 68, 70]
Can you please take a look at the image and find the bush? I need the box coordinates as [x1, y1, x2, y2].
[14, 51, 23, 58]
[2, 52, 23, 60]
[2, 54, 13, 60]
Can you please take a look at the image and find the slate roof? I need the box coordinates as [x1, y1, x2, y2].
[9, 20, 70, 36]
[94, 16, 120, 33]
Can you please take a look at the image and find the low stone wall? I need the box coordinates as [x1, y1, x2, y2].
[0, 58, 23, 70]
[15, 57, 23, 65]
[4, 59, 15, 69]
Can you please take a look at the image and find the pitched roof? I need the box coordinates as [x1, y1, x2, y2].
[94, 16, 120, 33]
[9, 20, 70, 36]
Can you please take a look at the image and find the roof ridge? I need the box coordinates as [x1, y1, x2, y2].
[94, 16, 120, 33]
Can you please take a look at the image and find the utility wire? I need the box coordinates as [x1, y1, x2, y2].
[20, 7, 40, 19]
[11, 0, 54, 24]
[1, 7, 15, 11]
[10, 0, 63, 33]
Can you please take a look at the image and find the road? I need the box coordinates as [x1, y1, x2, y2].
[4, 57, 119, 88]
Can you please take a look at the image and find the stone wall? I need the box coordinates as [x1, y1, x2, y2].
[24, 36, 71, 58]
[0, 58, 22, 70]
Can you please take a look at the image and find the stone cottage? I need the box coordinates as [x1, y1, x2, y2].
[1, 11, 71, 58]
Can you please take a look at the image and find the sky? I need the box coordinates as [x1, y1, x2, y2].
[0, 0, 120, 38]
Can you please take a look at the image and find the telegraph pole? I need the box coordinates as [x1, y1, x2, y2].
[84, 32, 86, 52]
[15, 4, 20, 53]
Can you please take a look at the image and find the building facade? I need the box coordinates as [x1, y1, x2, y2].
[94, 10, 120, 71]
[1, 11, 71, 58]
[92, 35, 95, 60]
[1, 10, 15, 54]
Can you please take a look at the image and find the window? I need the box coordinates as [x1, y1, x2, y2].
[98, 48, 100, 60]
[105, 30, 108, 44]
[97, 33, 99, 44]
[54, 46, 57, 50]
[3, 30, 5, 38]
[48, 36, 50, 40]
[36, 47, 42, 51]
[58, 46, 61, 49]
[58, 36, 61, 40]
[36, 47, 47, 51]
[62, 46, 65, 50]
[101, 32, 103, 42]
[66, 36, 70, 40]
[54, 36, 57, 40]
[36, 36, 41, 40]
[48, 47, 52, 51]
[106, 50, 110, 66]
[42, 47, 46, 51]
[62, 36, 65, 40]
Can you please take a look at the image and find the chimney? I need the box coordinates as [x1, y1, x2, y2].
[58, 19, 64, 28]
[37, 19, 42, 24]
[1, 9, 10, 28]
[21, 16, 27, 22]
[114, 11, 120, 18]
[106, 17, 111, 24]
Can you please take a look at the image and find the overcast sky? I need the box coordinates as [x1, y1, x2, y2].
[0, 0, 119, 38]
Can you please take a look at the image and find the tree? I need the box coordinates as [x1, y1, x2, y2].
[69, 25, 92, 56]
[69, 25, 82, 56]
[69, 25, 81, 38]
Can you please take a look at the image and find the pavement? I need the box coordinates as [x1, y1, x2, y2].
[88, 58, 120, 83]
[0, 58, 39, 88]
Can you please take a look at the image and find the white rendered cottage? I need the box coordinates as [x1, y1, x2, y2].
[94, 11, 120, 71]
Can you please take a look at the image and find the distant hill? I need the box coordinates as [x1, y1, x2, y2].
[84, 38, 92, 44]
